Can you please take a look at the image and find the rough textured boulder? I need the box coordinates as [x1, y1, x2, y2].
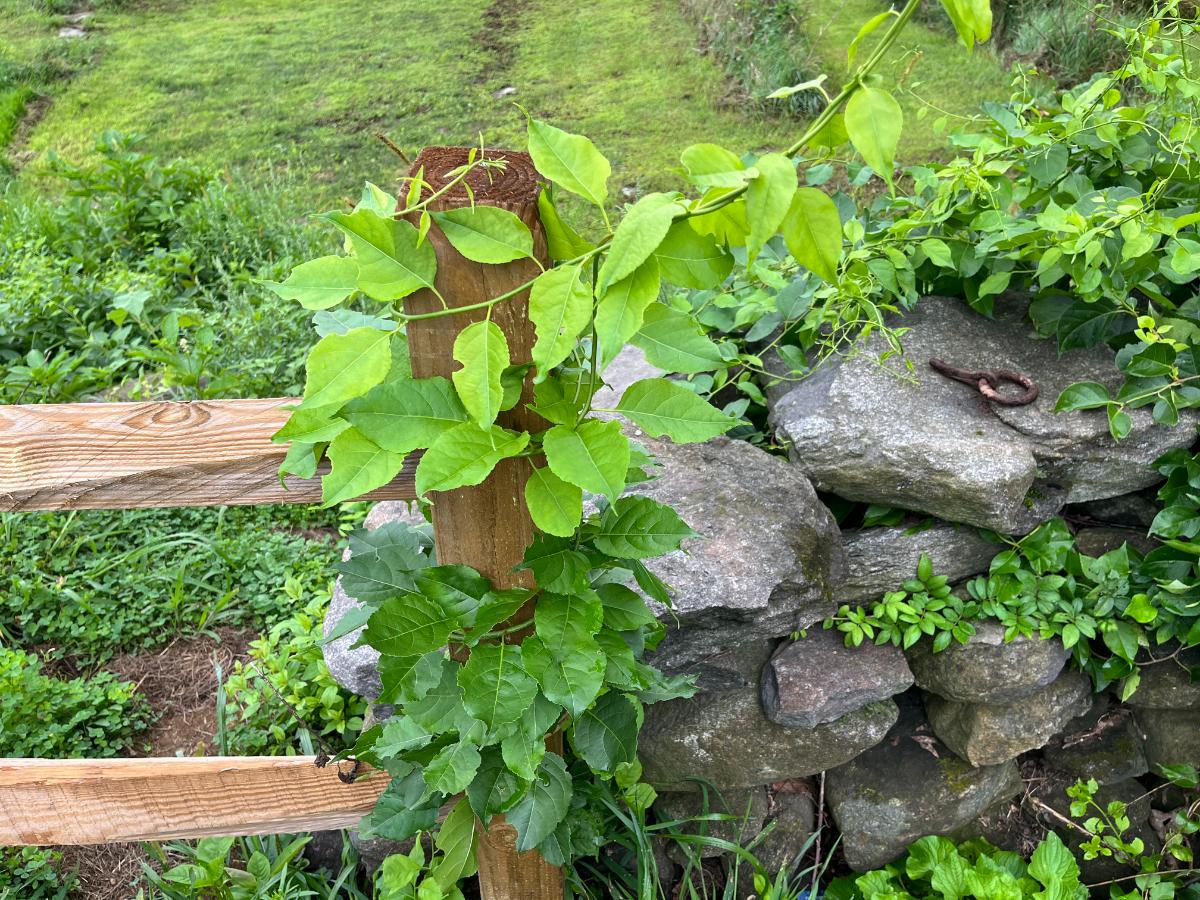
[1042, 700, 1148, 785]
[1125, 644, 1200, 709]
[842, 523, 1000, 603]
[755, 787, 817, 876]
[906, 622, 1071, 704]
[629, 436, 845, 673]
[924, 671, 1093, 766]
[769, 296, 1196, 533]
[762, 630, 914, 728]
[827, 698, 1022, 871]
[640, 671, 897, 790]
[1135, 707, 1200, 768]
[654, 787, 768, 859]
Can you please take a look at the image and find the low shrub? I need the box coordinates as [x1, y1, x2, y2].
[0, 847, 74, 900]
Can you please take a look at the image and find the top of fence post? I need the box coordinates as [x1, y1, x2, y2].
[401, 147, 563, 900]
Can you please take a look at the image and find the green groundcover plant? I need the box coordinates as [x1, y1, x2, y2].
[262, 0, 993, 891]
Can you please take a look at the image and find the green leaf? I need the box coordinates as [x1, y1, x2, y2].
[468, 748, 523, 818]
[518, 535, 591, 594]
[1028, 832, 1081, 900]
[782, 187, 843, 283]
[406, 657, 466, 733]
[262, 255, 359, 310]
[506, 752, 572, 852]
[363, 594, 458, 657]
[430, 799, 478, 889]
[525, 465, 583, 537]
[452, 321, 510, 428]
[595, 260, 660, 366]
[538, 188, 594, 261]
[414, 565, 490, 621]
[527, 118, 611, 210]
[597, 583, 658, 631]
[1124, 593, 1158, 625]
[593, 496, 696, 558]
[378, 651, 444, 705]
[542, 419, 629, 500]
[326, 209, 436, 302]
[322, 428, 408, 506]
[1107, 403, 1133, 441]
[535, 591, 604, 650]
[415, 423, 529, 496]
[299, 326, 393, 411]
[432, 206, 533, 264]
[1054, 381, 1111, 412]
[921, 238, 954, 269]
[597, 193, 681, 292]
[1102, 620, 1141, 662]
[529, 263, 592, 376]
[343, 376, 467, 454]
[360, 770, 439, 841]
[465, 588, 533, 639]
[848, 11, 893, 68]
[653, 220, 733, 289]
[375, 716, 433, 756]
[632, 303, 726, 373]
[501, 723, 547, 782]
[745, 152, 797, 265]
[680, 143, 747, 189]
[844, 87, 903, 188]
[570, 692, 641, 774]
[616, 377, 738, 443]
[937, 0, 993, 49]
[458, 642, 539, 731]
[273, 405, 350, 444]
[424, 732, 484, 797]
[523, 634, 605, 717]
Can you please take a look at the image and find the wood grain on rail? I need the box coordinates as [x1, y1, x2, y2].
[0, 398, 417, 512]
[0, 756, 388, 845]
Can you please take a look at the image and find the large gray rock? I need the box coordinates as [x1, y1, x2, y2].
[654, 787, 768, 859]
[906, 621, 1071, 704]
[841, 523, 1000, 602]
[924, 670, 1094, 766]
[640, 681, 897, 791]
[1134, 707, 1200, 768]
[628, 436, 844, 673]
[762, 630, 914, 728]
[1125, 644, 1200, 709]
[755, 787, 817, 876]
[770, 296, 1196, 533]
[1043, 699, 1148, 785]
[827, 699, 1023, 871]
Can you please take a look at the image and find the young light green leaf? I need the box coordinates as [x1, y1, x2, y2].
[458, 642, 539, 732]
[430, 798, 478, 889]
[298, 326, 393, 411]
[525, 465, 583, 537]
[530, 263, 592, 376]
[538, 188, 595, 261]
[452, 320, 509, 428]
[745, 153, 797, 265]
[632, 303, 727, 373]
[415, 423, 530, 496]
[321, 428, 408, 506]
[358, 181, 397, 216]
[261, 255, 359, 310]
[363, 594, 459, 658]
[424, 730, 484, 797]
[766, 75, 828, 100]
[782, 187, 843, 284]
[653, 220, 733, 289]
[507, 752, 572, 852]
[680, 143, 748, 189]
[326, 209, 436, 301]
[845, 87, 903, 189]
[937, 0, 993, 49]
[273, 405, 350, 444]
[593, 495, 696, 558]
[616, 377, 738, 443]
[542, 419, 629, 500]
[921, 237, 954, 269]
[433, 206, 534, 264]
[343, 376, 467, 454]
[595, 259, 661, 367]
[847, 11, 893, 69]
[597, 193, 681, 292]
[570, 692, 641, 774]
[527, 118, 611, 210]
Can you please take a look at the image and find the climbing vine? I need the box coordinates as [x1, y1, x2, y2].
[265, 1, 993, 892]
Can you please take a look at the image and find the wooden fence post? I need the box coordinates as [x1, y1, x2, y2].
[402, 148, 563, 899]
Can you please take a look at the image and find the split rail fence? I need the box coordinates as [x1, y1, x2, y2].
[0, 147, 563, 899]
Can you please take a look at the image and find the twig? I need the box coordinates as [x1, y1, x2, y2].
[375, 132, 411, 164]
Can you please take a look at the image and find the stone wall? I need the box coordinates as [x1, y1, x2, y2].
[322, 296, 1200, 881]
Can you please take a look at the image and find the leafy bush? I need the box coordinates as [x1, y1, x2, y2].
[0, 503, 353, 666]
[0, 646, 153, 757]
[221, 587, 367, 756]
[0, 847, 74, 900]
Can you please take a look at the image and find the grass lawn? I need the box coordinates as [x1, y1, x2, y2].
[10, 0, 1008, 202]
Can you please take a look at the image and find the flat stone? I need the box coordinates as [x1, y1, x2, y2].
[654, 787, 768, 859]
[1043, 699, 1148, 785]
[628, 436, 844, 673]
[769, 296, 1196, 533]
[1125, 644, 1200, 709]
[1072, 526, 1158, 558]
[1134, 707, 1200, 769]
[826, 698, 1023, 871]
[905, 621, 1071, 704]
[640, 682, 897, 791]
[841, 522, 1000, 603]
[924, 670, 1094, 766]
[762, 630, 914, 728]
